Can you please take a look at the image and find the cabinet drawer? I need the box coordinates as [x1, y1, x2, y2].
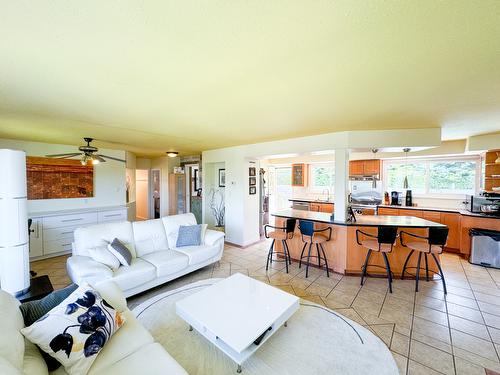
[98, 209, 127, 223]
[378, 207, 397, 215]
[43, 238, 73, 255]
[399, 209, 423, 218]
[43, 212, 97, 229]
[43, 225, 80, 242]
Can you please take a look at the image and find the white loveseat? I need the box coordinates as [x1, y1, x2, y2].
[0, 281, 187, 375]
[67, 213, 225, 298]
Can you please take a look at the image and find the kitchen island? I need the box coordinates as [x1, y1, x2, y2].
[272, 209, 446, 277]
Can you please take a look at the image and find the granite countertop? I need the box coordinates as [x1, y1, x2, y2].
[289, 198, 334, 204]
[272, 209, 446, 228]
[377, 204, 499, 219]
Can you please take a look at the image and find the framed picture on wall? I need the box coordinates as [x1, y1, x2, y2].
[249, 186, 256, 195]
[218, 169, 226, 187]
[249, 167, 256, 176]
[249, 177, 256, 186]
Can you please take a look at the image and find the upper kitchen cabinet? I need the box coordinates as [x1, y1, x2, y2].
[483, 149, 500, 193]
[292, 164, 308, 186]
[349, 159, 381, 176]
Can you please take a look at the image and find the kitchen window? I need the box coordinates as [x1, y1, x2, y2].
[310, 164, 335, 190]
[384, 157, 478, 197]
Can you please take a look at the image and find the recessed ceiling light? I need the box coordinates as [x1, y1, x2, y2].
[166, 151, 179, 158]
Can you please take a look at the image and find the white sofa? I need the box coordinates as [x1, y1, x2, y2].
[0, 281, 188, 375]
[67, 213, 225, 298]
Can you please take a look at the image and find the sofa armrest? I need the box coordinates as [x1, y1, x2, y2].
[94, 281, 127, 313]
[66, 256, 113, 286]
[204, 229, 225, 246]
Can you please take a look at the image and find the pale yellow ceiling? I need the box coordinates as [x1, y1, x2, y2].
[1, 1, 500, 156]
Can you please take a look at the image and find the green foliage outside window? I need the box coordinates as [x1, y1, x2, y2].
[312, 166, 334, 188]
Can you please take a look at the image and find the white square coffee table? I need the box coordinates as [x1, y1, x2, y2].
[175, 273, 299, 373]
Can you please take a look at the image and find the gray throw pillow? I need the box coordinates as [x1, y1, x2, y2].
[107, 238, 132, 266]
[176, 225, 203, 247]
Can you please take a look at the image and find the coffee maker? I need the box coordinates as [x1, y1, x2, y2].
[391, 191, 402, 206]
[405, 190, 413, 207]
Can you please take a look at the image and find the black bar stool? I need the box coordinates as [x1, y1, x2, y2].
[400, 227, 448, 294]
[298, 220, 332, 278]
[356, 226, 398, 293]
[264, 218, 297, 273]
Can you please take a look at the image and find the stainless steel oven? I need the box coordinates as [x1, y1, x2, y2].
[292, 201, 310, 211]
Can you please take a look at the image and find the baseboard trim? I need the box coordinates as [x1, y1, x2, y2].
[225, 239, 265, 249]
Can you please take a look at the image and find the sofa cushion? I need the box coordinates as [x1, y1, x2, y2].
[132, 219, 169, 257]
[89, 343, 188, 375]
[23, 338, 49, 375]
[176, 225, 203, 247]
[162, 213, 197, 249]
[66, 256, 113, 287]
[73, 222, 136, 258]
[141, 251, 189, 277]
[0, 290, 26, 372]
[107, 239, 132, 266]
[0, 357, 21, 375]
[88, 246, 120, 270]
[173, 244, 220, 265]
[111, 259, 156, 291]
[86, 310, 154, 374]
[21, 284, 125, 375]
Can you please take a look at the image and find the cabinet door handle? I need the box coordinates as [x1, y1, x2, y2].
[61, 218, 83, 222]
[62, 243, 71, 247]
[104, 214, 122, 217]
[61, 231, 73, 235]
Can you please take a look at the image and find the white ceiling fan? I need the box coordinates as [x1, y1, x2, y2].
[45, 137, 125, 165]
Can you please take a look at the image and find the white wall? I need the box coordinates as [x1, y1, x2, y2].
[0, 138, 126, 213]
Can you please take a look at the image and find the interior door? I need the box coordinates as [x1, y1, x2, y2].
[269, 167, 292, 219]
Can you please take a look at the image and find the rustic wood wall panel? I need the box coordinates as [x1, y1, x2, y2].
[26, 157, 94, 199]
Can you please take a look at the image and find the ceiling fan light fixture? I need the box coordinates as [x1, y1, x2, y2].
[92, 158, 100, 165]
[166, 151, 179, 158]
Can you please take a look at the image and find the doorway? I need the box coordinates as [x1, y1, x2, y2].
[268, 166, 292, 223]
[151, 169, 161, 219]
[135, 169, 150, 220]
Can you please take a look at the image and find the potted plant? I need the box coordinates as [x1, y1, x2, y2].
[209, 188, 225, 232]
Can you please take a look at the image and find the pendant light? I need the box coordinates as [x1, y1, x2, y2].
[371, 148, 378, 189]
[403, 148, 410, 189]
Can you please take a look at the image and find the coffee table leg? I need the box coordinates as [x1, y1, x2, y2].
[237, 364, 242, 373]
[284, 321, 288, 327]
[189, 325, 193, 331]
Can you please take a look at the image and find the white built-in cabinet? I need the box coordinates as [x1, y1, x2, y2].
[28, 206, 127, 260]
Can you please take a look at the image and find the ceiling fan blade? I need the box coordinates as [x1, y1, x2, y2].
[97, 154, 126, 163]
[94, 155, 106, 163]
[45, 153, 81, 158]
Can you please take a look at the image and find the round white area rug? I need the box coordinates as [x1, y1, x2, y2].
[132, 279, 398, 375]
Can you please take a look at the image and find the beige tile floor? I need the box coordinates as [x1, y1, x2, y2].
[30, 241, 500, 375]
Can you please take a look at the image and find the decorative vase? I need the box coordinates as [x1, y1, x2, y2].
[214, 225, 225, 233]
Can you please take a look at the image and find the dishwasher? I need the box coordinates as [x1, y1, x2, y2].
[469, 228, 500, 268]
[292, 201, 310, 211]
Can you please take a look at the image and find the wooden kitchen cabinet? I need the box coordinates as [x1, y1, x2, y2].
[378, 207, 398, 215]
[441, 213, 461, 249]
[309, 203, 321, 212]
[364, 160, 381, 176]
[423, 211, 442, 223]
[399, 209, 424, 218]
[349, 160, 365, 175]
[349, 159, 381, 176]
[319, 203, 334, 213]
[292, 164, 307, 186]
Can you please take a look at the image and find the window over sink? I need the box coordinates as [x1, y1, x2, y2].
[309, 164, 335, 191]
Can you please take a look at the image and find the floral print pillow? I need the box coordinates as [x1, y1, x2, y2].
[21, 283, 125, 375]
